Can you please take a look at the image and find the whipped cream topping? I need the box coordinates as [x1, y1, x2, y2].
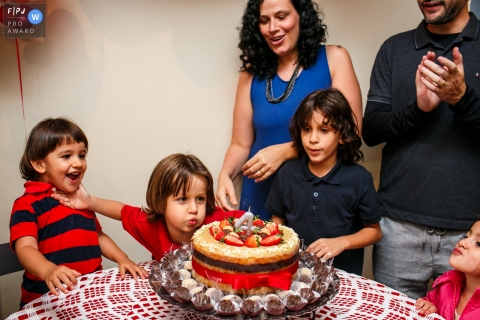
[192, 222, 300, 258]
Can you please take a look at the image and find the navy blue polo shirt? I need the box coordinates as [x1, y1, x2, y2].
[266, 155, 381, 275]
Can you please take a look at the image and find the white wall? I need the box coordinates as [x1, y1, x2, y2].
[0, 0, 423, 317]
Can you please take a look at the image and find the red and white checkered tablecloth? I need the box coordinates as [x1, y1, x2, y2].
[6, 261, 445, 320]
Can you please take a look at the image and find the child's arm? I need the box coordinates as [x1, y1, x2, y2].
[306, 222, 382, 260]
[15, 236, 81, 296]
[52, 184, 124, 221]
[97, 231, 148, 279]
[415, 298, 438, 315]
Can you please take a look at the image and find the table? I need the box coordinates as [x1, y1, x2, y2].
[6, 261, 445, 320]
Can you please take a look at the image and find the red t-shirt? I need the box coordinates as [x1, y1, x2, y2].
[121, 205, 244, 260]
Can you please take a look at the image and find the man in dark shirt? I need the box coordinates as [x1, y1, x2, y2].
[363, 0, 480, 299]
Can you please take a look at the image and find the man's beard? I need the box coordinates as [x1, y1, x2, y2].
[420, 0, 467, 25]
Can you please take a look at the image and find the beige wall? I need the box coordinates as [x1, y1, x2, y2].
[0, 0, 423, 317]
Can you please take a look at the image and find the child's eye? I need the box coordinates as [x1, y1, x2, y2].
[196, 196, 206, 202]
[461, 234, 468, 240]
[62, 155, 71, 159]
[321, 128, 329, 133]
[79, 154, 86, 159]
[177, 197, 186, 202]
[476, 242, 480, 247]
[301, 126, 310, 132]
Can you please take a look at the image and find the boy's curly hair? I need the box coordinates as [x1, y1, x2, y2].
[290, 88, 363, 163]
[238, 0, 327, 79]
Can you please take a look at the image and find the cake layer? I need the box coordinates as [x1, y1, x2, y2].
[193, 249, 299, 273]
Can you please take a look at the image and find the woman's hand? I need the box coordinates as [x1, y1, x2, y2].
[216, 71, 255, 211]
[216, 172, 238, 211]
[415, 298, 438, 315]
[51, 183, 92, 210]
[242, 142, 296, 182]
[306, 237, 348, 261]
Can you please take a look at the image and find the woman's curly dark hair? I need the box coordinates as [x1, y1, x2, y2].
[238, 0, 327, 79]
[290, 88, 363, 163]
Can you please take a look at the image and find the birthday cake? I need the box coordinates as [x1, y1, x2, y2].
[150, 211, 339, 317]
[191, 216, 300, 295]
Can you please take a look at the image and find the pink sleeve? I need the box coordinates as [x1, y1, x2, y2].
[424, 285, 439, 305]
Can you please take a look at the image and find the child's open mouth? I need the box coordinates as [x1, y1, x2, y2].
[66, 172, 80, 181]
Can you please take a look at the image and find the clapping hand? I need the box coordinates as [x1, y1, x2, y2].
[417, 47, 466, 111]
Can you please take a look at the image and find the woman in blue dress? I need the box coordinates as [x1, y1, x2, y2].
[216, 0, 362, 220]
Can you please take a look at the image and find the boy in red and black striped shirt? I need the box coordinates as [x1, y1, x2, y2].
[9, 118, 147, 309]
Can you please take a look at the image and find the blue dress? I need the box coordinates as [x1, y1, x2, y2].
[240, 45, 332, 220]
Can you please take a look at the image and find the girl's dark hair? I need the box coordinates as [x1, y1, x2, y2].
[238, 0, 327, 79]
[144, 153, 216, 223]
[290, 88, 363, 163]
[20, 118, 88, 181]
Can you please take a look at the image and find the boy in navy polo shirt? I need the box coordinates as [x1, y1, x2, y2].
[9, 118, 146, 309]
[266, 89, 382, 275]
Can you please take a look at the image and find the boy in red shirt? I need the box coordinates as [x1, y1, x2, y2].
[10, 118, 146, 309]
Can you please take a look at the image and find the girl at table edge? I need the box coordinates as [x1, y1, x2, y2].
[52, 153, 244, 261]
[216, 0, 362, 219]
[416, 218, 480, 320]
[10, 118, 147, 309]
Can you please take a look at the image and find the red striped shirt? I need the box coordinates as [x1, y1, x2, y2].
[10, 182, 102, 308]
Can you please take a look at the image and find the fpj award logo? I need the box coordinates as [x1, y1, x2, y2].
[1, 3, 46, 38]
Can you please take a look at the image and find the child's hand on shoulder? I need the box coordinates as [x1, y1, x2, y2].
[45, 265, 81, 296]
[306, 237, 347, 261]
[415, 298, 437, 315]
[51, 183, 92, 210]
[117, 257, 148, 280]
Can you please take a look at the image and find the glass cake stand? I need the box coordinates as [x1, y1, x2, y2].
[150, 273, 339, 319]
